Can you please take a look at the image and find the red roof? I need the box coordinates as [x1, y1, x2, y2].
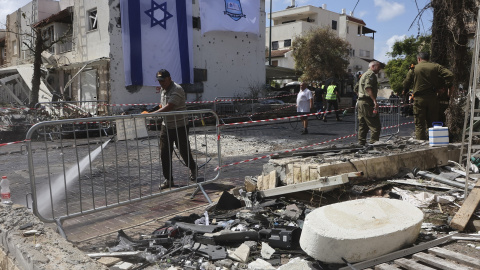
[33, 7, 73, 28]
[346, 16, 366, 26]
[268, 49, 292, 58]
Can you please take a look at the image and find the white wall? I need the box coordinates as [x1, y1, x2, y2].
[72, 0, 110, 62]
[108, 0, 266, 106]
[267, 5, 375, 75]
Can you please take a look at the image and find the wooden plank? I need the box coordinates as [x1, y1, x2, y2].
[258, 173, 348, 197]
[338, 233, 454, 270]
[450, 180, 480, 231]
[429, 247, 480, 268]
[413, 252, 473, 270]
[375, 263, 401, 270]
[393, 258, 436, 270]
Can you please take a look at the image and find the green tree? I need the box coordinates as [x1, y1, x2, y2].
[291, 27, 350, 81]
[384, 35, 431, 93]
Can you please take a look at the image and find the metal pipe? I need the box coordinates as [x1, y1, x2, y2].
[268, 0, 272, 66]
[412, 168, 472, 190]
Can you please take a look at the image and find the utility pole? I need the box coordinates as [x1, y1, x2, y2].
[268, 0, 272, 66]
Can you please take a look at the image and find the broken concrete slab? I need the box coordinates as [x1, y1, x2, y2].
[261, 242, 275, 259]
[96, 257, 123, 266]
[276, 257, 316, 270]
[0, 204, 107, 270]
[282, 204, 302, 220]
[248, 258, 276, 269]
[264, 145, 460, 185]
[258, 172, 357, 197]
[228, 243, 250, 263]
[300, 198, 423, 263]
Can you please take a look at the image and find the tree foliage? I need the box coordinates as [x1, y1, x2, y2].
[291, 27, 350, 81]
[384, 35, 431, 93]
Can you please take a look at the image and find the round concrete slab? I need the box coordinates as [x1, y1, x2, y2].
[300, 198, 423, 263]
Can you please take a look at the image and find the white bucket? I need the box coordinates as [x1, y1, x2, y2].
[429, 122, 449, 146]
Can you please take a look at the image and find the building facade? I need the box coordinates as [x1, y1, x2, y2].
[1, 0, 266, 112]
[266, 4, 377, 90]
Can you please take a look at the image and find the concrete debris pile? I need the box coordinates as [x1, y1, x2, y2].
[0, 204, 107, 270]
[0, 108, 32, 134]
[91, 190, 321, 269]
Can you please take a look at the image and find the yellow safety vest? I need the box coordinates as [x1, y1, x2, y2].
[326, 85, 337, 100]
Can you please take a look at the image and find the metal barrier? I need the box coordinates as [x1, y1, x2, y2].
[25, 109, 221, 238]
[354, 97, 401, 139]
[213, 96, 255, 124]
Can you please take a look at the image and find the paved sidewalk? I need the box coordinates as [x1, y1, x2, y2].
[58, 157, 267, 251]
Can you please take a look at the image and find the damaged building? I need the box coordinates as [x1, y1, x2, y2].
[0, 0, 266, 114]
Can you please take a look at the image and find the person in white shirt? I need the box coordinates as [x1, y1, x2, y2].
[296, 82, 313, 134]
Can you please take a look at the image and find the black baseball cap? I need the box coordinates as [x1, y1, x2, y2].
[156, 69, 171, 81]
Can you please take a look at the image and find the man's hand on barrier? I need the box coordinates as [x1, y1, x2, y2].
[141, 111, 149, 114]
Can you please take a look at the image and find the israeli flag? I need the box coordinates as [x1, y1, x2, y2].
[199, 0, 260, 35]
[120, 0, 193, 86]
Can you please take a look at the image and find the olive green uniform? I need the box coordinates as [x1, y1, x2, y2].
[403, 61, 453, 140]
[357, 69, 381, 145]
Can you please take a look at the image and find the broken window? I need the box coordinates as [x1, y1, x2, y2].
[88, 9, 98, 31]
[332, 20, 337, 30]
[43, 25, 55, 54]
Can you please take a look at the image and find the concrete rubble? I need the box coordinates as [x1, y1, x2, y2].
[2, 137, 480, 269]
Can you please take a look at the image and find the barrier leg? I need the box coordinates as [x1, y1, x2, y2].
[190, 183, 212, 204]
[55, 218, 68, 240]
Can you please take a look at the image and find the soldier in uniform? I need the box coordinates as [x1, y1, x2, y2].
[403, 52, 453, 140]
[357, 61, 382, 145]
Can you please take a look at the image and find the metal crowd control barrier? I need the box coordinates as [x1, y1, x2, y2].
[25, 109, 221, 239]
[213, 96, 255, 124]
[354, 97, 401, 139]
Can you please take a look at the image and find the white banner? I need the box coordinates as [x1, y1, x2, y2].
[120, 0, 193, 86]
[199, 0, 260, 35]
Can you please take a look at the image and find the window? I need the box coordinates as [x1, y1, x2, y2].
[193, 17, 201, 29]
[43, 25, 55, 53]
[332, 20, 337, 30]
[347, 26, 349, 34]
[358, 26, 361, 35]
[88, 9, 98, 31]
[284, 39, 291, 47]
[272, 41, 279, 50]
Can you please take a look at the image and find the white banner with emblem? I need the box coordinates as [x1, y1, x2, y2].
[199, 0, 260, 35]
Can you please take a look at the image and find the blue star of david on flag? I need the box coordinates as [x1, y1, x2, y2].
[145, 0, 173, 29]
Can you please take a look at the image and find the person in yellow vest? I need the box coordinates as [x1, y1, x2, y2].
[323, 81, 341, 122]
[357, 61, 382, 145]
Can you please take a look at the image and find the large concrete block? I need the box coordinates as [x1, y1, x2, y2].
[300, 198, 423, 263]
[267, 145, 460, 185]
